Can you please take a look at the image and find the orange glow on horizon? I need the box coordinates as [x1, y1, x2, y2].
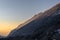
[0, 20, 26, 36]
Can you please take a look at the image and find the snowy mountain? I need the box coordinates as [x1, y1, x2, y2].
[5, 3, 60, 40]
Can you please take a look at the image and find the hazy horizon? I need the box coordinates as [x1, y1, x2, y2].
[0, 0, 60, 36]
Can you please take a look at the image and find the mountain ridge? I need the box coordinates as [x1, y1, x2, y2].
[13, 3, 60, 31]
[3, 3, 59, 40]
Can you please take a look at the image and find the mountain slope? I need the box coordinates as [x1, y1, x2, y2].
[8, 3, 60, 40]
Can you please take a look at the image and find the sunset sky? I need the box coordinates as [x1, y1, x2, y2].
[0, 0, 60, 36]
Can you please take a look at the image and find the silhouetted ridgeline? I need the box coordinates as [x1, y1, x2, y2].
[0, 3, 60, 40]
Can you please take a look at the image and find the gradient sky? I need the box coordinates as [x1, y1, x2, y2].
[0, 0, 60, 36]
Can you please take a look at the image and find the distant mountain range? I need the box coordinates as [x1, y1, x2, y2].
[0, 3, 60, 40]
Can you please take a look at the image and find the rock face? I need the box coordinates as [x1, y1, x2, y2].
[6, 3, 60, 40]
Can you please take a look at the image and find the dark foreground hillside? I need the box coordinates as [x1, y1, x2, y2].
[0, 3, 60, 40]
